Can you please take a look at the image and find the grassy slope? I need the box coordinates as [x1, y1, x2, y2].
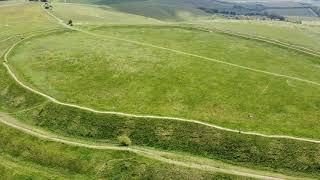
[9, 26, 320, 139]
[1, 61, 319, 178]
[190, 19, 320, 52]
[0, 122, 238, 179]
[1, 50, 319, 178]
[264, 8, 316, 17]
[51, 3, 163, 25]
[0, 3, 59, 39]
[54, 0, 320, 52]
[12, 102, 320, 178]
[1, 2, 320, 179]
[55, 0, 210, 21]
[0, 4, 242, 179]
[110, 0, 208, 21]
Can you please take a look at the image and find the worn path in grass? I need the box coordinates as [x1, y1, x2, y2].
[2, 7, 320, 145]
[0, 112, 308, 180]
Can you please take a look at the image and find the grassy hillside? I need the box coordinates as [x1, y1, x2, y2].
[0, 122, 240, 179]
[11, 101, 320, 178]
[264, 8, 317, 17]
[0, 3, 59, 38]
[0, 35, 318, 178]
[55, 0, 210, 21]
[52, 0, 320, 51]
[1, 2, 320, 179]
[1, 57, 319, 178]
[192, 19, 320, 52]
[57, 0, 320, 21]
[51, 3, 163, 25]
[8, 26, 320, 139]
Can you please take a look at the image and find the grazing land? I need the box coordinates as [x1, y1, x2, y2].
[9, 25, 320, 138]
[1, 1, 320, 179]
[189, 20, 320, 52]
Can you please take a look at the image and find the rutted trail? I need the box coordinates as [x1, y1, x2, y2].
[2, 9, 320, 145]
[0, 113, 305, 180]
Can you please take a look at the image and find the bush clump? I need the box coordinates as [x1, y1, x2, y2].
[117, 135, 132, 146]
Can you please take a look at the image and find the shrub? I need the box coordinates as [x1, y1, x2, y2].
[117, 135, 132, 146]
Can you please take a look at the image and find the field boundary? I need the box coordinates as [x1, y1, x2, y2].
[3, 29, 320, 144]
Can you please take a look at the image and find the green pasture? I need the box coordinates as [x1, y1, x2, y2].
[264, 8, 317, 17]
[0, 4, 59, 39]
[1, 2, 320, 179]
[0, 53, 318, 178]
[51, 3, 163, 25]
[54, 0, 210, 21]
[190, 19, 320, 52]
[0, 122, 236, 179]
[8, 26, 320, 139]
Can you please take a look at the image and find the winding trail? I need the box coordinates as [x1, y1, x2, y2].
[2, 7, 320, 146]
[0, 112, 306, 180]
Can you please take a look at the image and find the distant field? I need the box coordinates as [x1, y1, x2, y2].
[191, 19, 320, 52]
[9, 26, 320, 138]
[51, 3, 163, 25]
[0, 4, 59, 38]
[264, 8, 317, 17]
[55, 0, 209, 21]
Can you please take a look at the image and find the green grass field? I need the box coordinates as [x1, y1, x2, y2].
[0, 4, 59, 38]
[190, 19, 320, 52]
[51, 3, 163, 25]
[264, 8, 317, 17]
[8, 25, 320, 139]
[0, 122, 242, 179]
[1, 1, 320, 179]
[56, 0, 210, 21]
